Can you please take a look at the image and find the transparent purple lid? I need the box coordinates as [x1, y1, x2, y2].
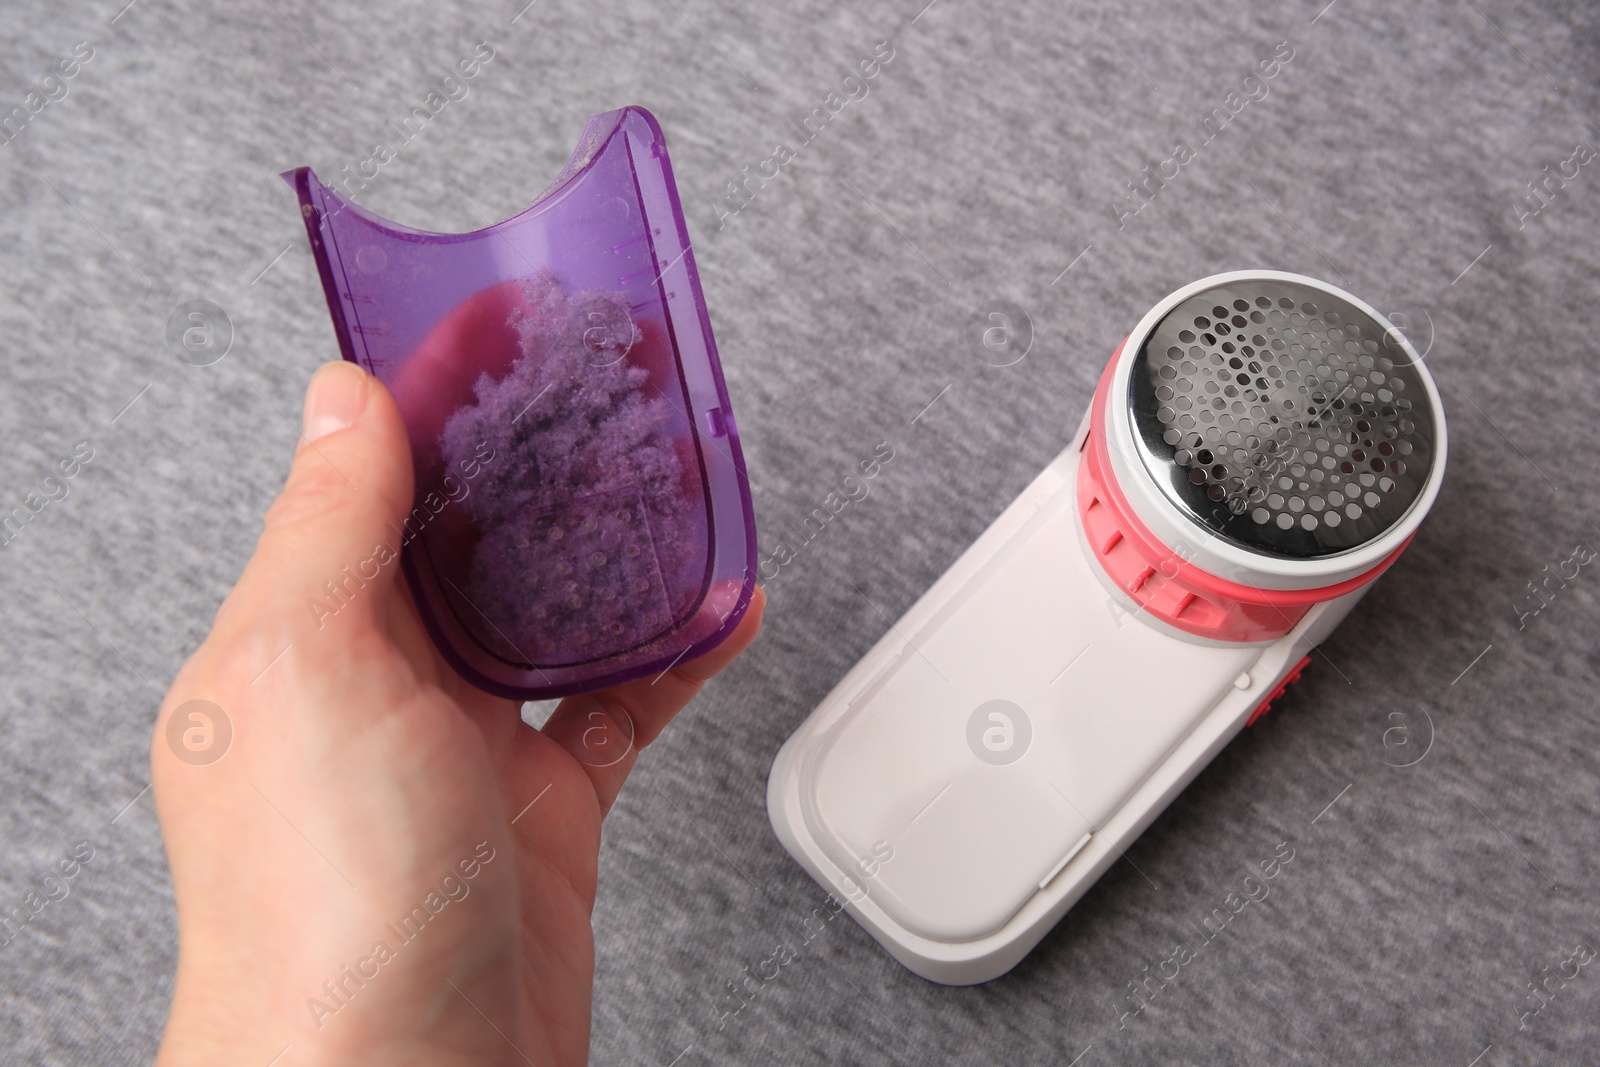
[284, 106, 757, 700]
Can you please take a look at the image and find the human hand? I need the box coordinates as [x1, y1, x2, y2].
[151, 360, 764, 1066]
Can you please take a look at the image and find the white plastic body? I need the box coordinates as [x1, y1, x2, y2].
[766, 414, 1367, 985]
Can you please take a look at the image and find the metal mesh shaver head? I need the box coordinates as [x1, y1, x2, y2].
[1128, 278, 1438, 559]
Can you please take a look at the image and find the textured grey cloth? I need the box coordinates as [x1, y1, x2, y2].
[3, 0, 1599, 1063]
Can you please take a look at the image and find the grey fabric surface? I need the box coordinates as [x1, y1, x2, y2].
[3, 0, 1599, 1063]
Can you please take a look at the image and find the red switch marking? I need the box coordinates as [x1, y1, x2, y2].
[1246, 655, 1313, 727]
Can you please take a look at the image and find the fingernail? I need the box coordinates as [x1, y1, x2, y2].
[303, 361, 370, 444]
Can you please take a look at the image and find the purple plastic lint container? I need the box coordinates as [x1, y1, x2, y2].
[283, 106, 757, 700]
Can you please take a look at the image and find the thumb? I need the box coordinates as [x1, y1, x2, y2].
[228, 360, 416, 635]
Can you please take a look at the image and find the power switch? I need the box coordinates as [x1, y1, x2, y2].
[1246, 655, 1312, 727]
